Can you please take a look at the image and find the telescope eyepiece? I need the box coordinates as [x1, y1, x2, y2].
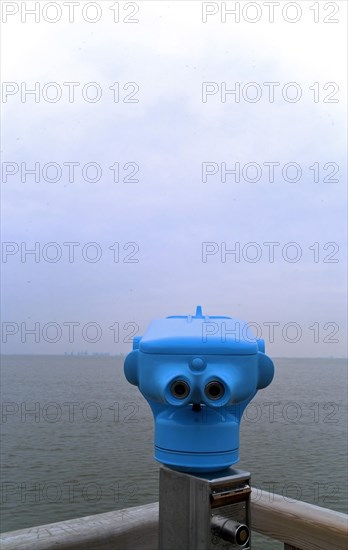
[205, 381, 225, 400]
[170, 380, 190, 399]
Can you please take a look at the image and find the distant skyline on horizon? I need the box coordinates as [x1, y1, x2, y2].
[1, 353, 347, 360]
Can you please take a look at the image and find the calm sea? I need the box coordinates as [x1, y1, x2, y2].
[1, 355, 347, 549]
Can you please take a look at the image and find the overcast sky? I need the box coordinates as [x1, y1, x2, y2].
[1, 0, 347, 357]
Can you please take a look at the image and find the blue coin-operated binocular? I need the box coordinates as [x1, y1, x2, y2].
[124, 306, 274, 473]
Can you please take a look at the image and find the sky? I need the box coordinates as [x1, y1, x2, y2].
[1, 0, 347, 357]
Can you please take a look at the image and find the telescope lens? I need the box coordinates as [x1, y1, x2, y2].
[211, 515, 250, 546]
[205, 381, 224, 400]
[235, 524, 250, 546]
[171, 380, 190, 399]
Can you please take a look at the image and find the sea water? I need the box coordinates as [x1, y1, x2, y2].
[1, 355, 347, 548]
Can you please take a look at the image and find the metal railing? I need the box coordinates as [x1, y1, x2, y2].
[1, 489, 347, 550]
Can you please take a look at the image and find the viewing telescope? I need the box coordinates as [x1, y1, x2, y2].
[124, 306, 274, 473]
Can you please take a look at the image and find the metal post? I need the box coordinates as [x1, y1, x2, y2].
[159, 465, 251, 550]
